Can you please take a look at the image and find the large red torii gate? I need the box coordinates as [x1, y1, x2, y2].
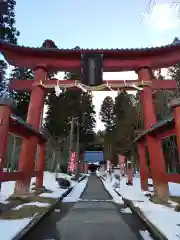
[0, 39, 180, 200]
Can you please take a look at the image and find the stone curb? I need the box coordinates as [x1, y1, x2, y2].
[122, 197, 168, 240]
[99, 175, 167, 240]
[13, 175, 87, 240]
[98, 175, 116, 200]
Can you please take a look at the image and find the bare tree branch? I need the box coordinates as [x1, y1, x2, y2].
[142, 0, 156, 22]
[145, 0, 180, 19]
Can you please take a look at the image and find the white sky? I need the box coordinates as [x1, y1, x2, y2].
[43, 71, 138, 132]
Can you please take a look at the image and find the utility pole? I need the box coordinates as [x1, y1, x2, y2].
[68, 117, 75, 174]
[76, 120, 80, 178]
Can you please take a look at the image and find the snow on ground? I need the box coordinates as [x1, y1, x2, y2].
[54, 208, 61, 212]
[0, 171, 86, 240]
[167, 182, 180, 197]
[0, 217, 34, 240]
[0, 181, 15, 203]
[39, 172, 76, 198]
[139, 230, 153, 240]
[13, 201, 50, 210]
[101, 177, 124, 204]
[148, 178, 180, 197]
[62, 178, 88, 202]
[100, 170, 180, 240]
[0, 171, 77, 203]
[120, 207, 132, 213]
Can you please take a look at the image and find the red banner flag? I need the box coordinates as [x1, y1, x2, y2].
[84, 163, 88, 173]
[68, 151, 76, 173]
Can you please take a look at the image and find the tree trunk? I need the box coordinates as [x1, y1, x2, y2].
[10, 135, 17, 171]
[51, 151, 56, 172]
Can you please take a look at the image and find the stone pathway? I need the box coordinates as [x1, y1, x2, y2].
[23, 174, 153, 240]
[57, 174, 140, 239]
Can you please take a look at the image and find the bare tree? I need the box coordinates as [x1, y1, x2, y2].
[145, 0, 180, 18]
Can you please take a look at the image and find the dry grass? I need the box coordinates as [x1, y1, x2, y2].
[170, 196, 180, 204]
[0, 193, 57, 220]
[149, 195, 171, 207]
[0, 205, 49, 220]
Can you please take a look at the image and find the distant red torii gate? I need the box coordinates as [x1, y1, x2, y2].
[1, 39, 180, 200]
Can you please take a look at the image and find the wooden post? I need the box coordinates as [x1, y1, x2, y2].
[137, 141, 148, 191]
[36, 143, 45, 189]
[14, 67, 46, 195]
[51, 151, 56, 172]
[137, 67, 169, 201]
[10, 135, 17, 171]
[84, 163, 88, 173]
[126, 160, 133, 185]
[0, 100, 12, 177]
[80, 163, 84, 173]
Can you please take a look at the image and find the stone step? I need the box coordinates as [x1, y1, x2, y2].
[78, 198, 113, 202]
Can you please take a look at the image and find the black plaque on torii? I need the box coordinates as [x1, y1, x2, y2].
[81, 53, 103, 86]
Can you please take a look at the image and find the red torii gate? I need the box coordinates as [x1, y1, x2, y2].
[0, 39, 180, 200]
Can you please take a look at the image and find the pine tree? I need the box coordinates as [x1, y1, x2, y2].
[100, 96, 115, 130]
[0, 0, 20, 98]
[99, 91, 137, 163]
[0, 0, 19, 43]
[45, 72, 96, 147]
[114, 91, 136, 154]
[99, 96, 116, 162]
[10, 67, 32, 120]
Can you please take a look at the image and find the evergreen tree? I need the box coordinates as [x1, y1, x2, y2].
[45, 71, 96, 149]
[10, 67, 32, 120]
[100, 96, 115, 130]
[114, 91, 135, 155]
[0, 0, 20, 98]
[0, 0, 19, 43]
[99, 91, 138, 163]
[99, 96, 116, 162]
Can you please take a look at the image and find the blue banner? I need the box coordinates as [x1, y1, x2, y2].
[83, 151, 104, 163]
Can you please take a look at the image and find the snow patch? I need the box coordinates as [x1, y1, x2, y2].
[0, 217, 33, 240]
[139, 230, 153, 240]
[13, 201, 50, 210]
[54, 209, 61, 212]
[0, 181, 15, 203]
[101, 178, 124, 204]
[0, 172, 76, 203]
[62, 178, 88, 202]
[120, 207, 132, 214]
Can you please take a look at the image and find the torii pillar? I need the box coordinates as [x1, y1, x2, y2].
[137, 141, 149, 191]
[137, 67, 169, 201]
[14, 66, 46, 195]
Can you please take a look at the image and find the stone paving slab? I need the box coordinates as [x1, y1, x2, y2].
[80, 173, 112, 200]
[57, 175, 138, 240]
[57, 219, 137, 240]
[73, 201, 115, 210]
